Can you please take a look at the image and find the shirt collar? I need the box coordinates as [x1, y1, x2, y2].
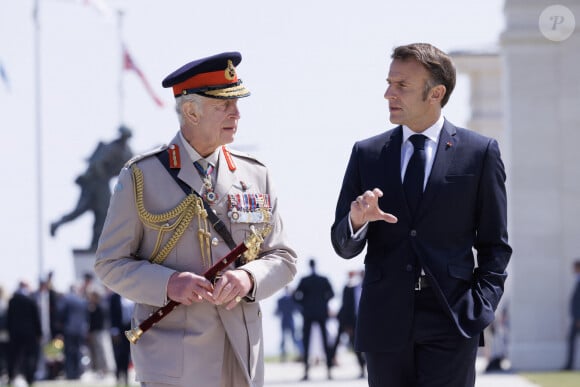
[402, 115, 445, 145]
[178, 131, 219, 166]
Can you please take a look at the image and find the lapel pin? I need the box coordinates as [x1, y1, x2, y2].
[446, 141, 453, 149]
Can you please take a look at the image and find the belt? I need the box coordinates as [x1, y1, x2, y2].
[414, 275, 431, 291]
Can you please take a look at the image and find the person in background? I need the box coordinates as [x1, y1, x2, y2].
[0, 285, 8, 384]
[7, 280, 42, 387]
[34, 273, 63, 381]
[59, 284, 89, 380]
[484, 306, 509, 372]
[563, 259, 580, 370]
[331, 270, 366, 378]
[275, 286, 303, 362]
[94, 51, 297, 387]
[293, 258, 334, 381]
[331, 43, 512, 387]
[87, 290, 108, 378]
[109, 291, 134, 386]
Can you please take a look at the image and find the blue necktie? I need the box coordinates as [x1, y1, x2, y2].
[194, 160, 215, 180]
[404, 134, 427, 216]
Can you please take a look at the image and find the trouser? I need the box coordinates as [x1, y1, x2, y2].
[302, 317, 332, 371]
[331, 323, 366, 370]
[564, 320, 579, 369]
[63, 333, 83, 379]
[365, 287, 479, 387]
[112, 332, 131, 382]
[7, 335, 39, 385]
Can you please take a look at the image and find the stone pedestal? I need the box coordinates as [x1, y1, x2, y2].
[72, 249, 97, 281]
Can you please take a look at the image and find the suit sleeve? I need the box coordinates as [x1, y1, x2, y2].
[94, 166, 175, 307]
[456, 139, 512, 328]
[331, 143, 367, 259]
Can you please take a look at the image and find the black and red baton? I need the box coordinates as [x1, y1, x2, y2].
[125, 225, 271, 344]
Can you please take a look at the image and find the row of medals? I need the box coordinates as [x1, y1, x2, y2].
[201, 170, 271, 224]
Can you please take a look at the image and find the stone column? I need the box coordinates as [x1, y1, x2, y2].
[450, 51, 504, 146]
[501, 0, 580, 370]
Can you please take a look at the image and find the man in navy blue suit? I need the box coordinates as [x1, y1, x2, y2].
[293, 258, 334, 380]
[331, 43, 512, 387]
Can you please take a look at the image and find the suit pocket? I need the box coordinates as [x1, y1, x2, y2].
[445, 174, 475, 183]
[448, 264, 474, 282]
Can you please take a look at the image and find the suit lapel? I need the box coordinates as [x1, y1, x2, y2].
[380, 127, 411, 217]
[382, 127, 404, 187]
[417, 120, 457, 216]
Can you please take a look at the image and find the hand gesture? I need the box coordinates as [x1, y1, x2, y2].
[350, 188, 398, 231]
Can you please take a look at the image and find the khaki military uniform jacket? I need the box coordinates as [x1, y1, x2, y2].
[94, 133, 297, 387]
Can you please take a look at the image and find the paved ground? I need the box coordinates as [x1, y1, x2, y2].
[10, 351, 537, 387]
[263, 350, 538, 387]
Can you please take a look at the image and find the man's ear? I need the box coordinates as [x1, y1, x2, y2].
[182, 101, 200, 123]
[430, 84, 446, 105]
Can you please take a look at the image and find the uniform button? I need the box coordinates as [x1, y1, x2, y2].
[410, 230, 417, 237]
[405, 264, 413, 272]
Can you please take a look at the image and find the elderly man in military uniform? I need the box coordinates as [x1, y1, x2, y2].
[94, 52, 297, 387]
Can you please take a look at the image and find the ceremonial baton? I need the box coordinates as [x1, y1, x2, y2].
[125, 224, 272, 344]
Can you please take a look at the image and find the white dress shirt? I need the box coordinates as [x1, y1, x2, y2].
[349, 115, 445, 239]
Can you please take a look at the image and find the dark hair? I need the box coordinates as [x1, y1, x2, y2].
[391, 43, 456, 108]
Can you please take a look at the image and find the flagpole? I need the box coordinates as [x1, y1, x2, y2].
[117, 9, 124, 126]
[33, 0, 45, 281]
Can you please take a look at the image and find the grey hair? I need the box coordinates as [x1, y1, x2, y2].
[175, 94, 203, 126]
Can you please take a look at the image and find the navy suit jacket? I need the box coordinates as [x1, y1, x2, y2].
[293, 273, 334, 321]
[330, 120, 512, 352]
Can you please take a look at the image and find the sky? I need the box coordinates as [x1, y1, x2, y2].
[0, 0, 505, 355]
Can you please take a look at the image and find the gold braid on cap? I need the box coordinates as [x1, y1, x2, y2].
[131, 164, 210, 267]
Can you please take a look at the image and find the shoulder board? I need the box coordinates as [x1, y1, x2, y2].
[225, 146, 265, 166]
[124, 144, 168, 168]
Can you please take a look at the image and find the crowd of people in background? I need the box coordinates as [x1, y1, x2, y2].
[0, 257, 577, 386]
[0, 271, 134, 387]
